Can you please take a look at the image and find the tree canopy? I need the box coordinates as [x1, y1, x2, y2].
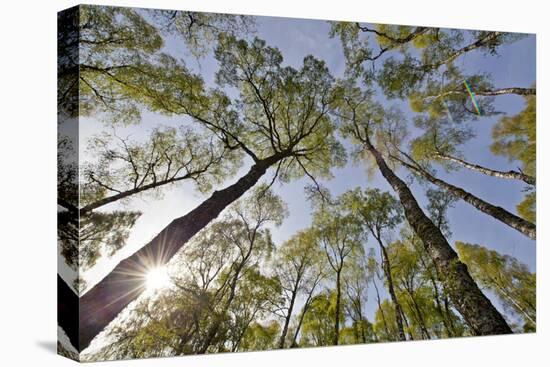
[57, 6, 535, 358]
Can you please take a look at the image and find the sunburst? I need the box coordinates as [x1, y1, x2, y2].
[145, 266, 171, 291]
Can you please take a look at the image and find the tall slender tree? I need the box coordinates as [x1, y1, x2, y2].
[391, 153, 536, 240]
[402, 116, 536, 238]
[196, 186, 287, 354]
[58, 6, 259, 347]
[433, 152, 535, 186]
[313, 207, 364, 345]
[75, 36, 344, 351]
[98, 185, 285, 358]
[272, 230, 326, 348]
[342, 254, 372, 344]
[366, 250, 392, 340]
[299, 291, 340, 347]
[333, 86, 512, 335]
[59, 125, 238, 274]
[341, 188, 407, 341]
[456, 242, 536, 330]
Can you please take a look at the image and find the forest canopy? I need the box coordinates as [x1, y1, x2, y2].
[57, 5, 536, 360]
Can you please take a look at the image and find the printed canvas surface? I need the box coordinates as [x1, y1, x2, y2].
[57, 5, 536, 362]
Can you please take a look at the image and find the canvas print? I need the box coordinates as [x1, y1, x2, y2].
[57, 4, 536, 362]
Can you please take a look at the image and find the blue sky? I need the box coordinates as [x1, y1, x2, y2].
[76, 12, 535, 331]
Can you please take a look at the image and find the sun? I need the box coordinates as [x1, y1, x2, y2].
[145, 266, 170, 291]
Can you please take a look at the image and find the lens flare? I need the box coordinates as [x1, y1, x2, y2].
[463, 80, 481, 115]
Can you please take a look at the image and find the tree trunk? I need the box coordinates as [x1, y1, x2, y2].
[377, 238, 407, 341]
[415, 243, 456, 337]
[427, 87, 536, 102]
[414, 234, 459, 337]
[427, 264, 455, 337]
[199, 263, 243, 354]
[72, 156, 281, 351]
[279, 278, 300, 349]
[80, 173, 199, 213]
[364, 136, 512, 336]
[398, 158, 536, 240]
[291, 274, 322, 347]
[333, 269, 342, 345]
[199, 229, 259, 355]
[358, 311, 367, 343]
[401, 311, 415, 341]
[476, 87, 536, 96]
[435, 152, 535, 186]
[372, 276, 391, 338]
[405, 288, 431, 339]
[426, 32, 503, 70]
[291, 307, 308, 348]
[490, 278, 536, 325]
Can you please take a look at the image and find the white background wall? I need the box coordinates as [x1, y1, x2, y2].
[0, 0, 547, 365]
